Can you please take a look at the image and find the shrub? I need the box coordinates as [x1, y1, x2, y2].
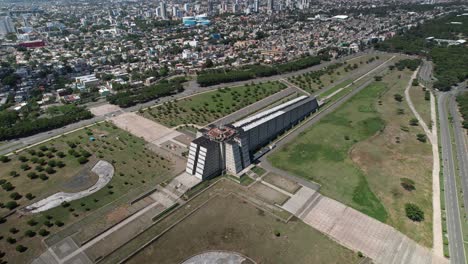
[16, 245, 27, 252]
[39, 174, 49, 181]
[0, 156, 10, 163]
[78, 157, 89, 164]
[2, 182, 14, 191]
[417, 134, 427, 143]
[18, 156, 28, 162]
[25, 193, 35, 200]
[9, 171, 18, 177]
[27, 172, 38, 179]
[45, 166, 55, 174]
[9, 192, 22, 200]
[409, 118, 419, 126]
[25, 230, 36, 237]
[20, 164, 30, 171]
[393, 94, 403, 102]
[38, 229, 49, 237]
[9, 227, 19, 234]
[6, 237, 16, 244]
[405, 203, 424, 222]
[55, 220, 64, 227]
[39, 146, 48, 152]
[5, 201, 18, 210]
[44, 221, 53, 227]
[27, 219, 38, 226]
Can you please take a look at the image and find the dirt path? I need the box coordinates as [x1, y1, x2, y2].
[404, 69, 443, 257]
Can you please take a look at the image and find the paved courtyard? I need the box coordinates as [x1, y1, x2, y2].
[282, 184, 448, 264]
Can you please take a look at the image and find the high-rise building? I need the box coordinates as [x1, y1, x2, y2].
[172, 6, 179, 17]
[0, 16, 15, 35]
[160, 2, 168, 19]
[254, 0, 259, 13]
[232, 3, 239, 13]
[267, 0, 274, 12]
[184, 3, 190, 12]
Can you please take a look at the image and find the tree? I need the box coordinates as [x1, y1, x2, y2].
[9, 192, 22, 200]
[5, 201, 18, 210]
[78, 157, 89, 164]
[38, 229, 49, 237]
[374, 76, 383, 81]
[405, 203, 424, 222]
[417, 134, 427, 143]
[2, 182, 14, 191]
[401, 178, 416, 191]
[16, 245, 27, 252]
[0, 156, 10, 163]
[24, 230, 36, 237]
[26, 193, 35, 200]
[205, 58, 214, 68]
[409, 118, 419, 126]
[9, 171, 18, 177]
[394, 94, 403, 102]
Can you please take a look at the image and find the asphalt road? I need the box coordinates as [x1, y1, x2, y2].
[449, 86, 468, 219]
[419, 59, 434, 86]
[438, 91, 466, 264]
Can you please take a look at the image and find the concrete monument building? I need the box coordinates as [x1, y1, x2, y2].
[185, 95, 319, 180]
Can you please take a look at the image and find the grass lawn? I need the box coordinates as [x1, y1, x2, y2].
[251, 166, 266, 176]
[126, 194, 359, 264]
[269, 67, 434, 246]
[143, 81, 286, 127]
[0, 122, 174, 263]
[288, 54, 390, 93]
[409, 85, 432, 127]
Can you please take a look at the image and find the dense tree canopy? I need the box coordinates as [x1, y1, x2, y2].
[197, 54, 328, 87]
[0, 105, 93, 141]
[107, 79, 184, 107]
[375, 14, 468, 91]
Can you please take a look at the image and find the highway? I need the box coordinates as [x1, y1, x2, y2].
[438, 91, 466, 264]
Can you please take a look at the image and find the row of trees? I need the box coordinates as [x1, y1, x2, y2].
[456, 92, 468, 130]
[107, 79, 184, 107]
[197, 54, 328, 87]
[0, 105, 93, 141]
[394, 59, 421, 71]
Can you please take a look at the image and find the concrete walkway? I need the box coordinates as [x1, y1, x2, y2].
[283, 185, 448, 264]
[405, 69, 443, 257]
[25, 160, 114, 214]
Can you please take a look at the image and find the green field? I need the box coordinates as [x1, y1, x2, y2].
[269, 81, 388, 221]
[0, 123, 174, 263]
[269, 67, 434, 246]
[288, 54, 388, 93]
[143, 81, 286, 127]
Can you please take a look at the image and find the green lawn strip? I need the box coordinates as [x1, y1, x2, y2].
[317, 80, 353, 99]
[269, 82, 388, 222]
[251, 166, 266, 177]
[143, 81, 286, 127]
